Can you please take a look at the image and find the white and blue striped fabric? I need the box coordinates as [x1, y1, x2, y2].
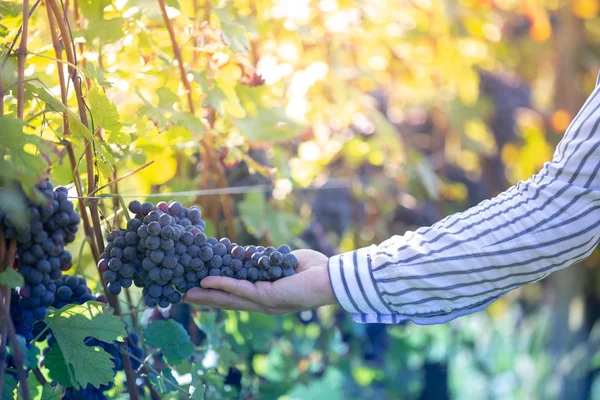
[328, 73, 600, 325]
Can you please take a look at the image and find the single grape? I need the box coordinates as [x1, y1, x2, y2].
[57, 286, 72, 300]
[162, 254, 177, 269]
[209, 255, 223, 269]
[145, 295, 159, 307]
[146, 236, 161, 250]
[268, 266, 283, 280]
[194, 233, 207, 246]
[219, 238, 232, 248]
[147, 221, 161, 236]
[107, 282, 121, 295]
[199, 246, 214, 261]
[209, 268, 221, 276]
[127, 219, 142, 233]
[148, 267, 161, 281]
[128, 200, 141, 214]
[222, 254, 232, 266]
[282, 253, 299, 269]
[103, 270, 117, 283]
[282, 267, 295, 277]
[120, 264, 135, 278]
[190, 258, 204, 271]
[158, 214, 172, 227]
[181, 232, 194, 246]
[231, 246, 245, 260]
[158, 296, 170, 308]
[110, 247, 123, 260]
[108, 258, 122, 271]
[269, 251, 283, 266]
[160, 225, 174, 239]
[156, 201, 169, 214]
[278, 244, 291, 254]
[149, 284, 162, 298]
[207, 237, 218, 246]
[150, 249, 165, 264]
[137, 225, 149, 240]
[160, 268, 173, 281]
[213, 243, 227, 257]
[258, 256, 271, 270]
[221, 267, 234, 278]
[231, 259, 243, 272]
[235, 268, 248, 280]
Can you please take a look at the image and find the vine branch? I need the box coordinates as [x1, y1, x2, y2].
[16, 0, 30, 119]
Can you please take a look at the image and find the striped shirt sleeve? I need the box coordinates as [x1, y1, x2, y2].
[328, 72, 600, 325]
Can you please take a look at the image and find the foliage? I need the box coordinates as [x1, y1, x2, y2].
[1, 0, 600, 399]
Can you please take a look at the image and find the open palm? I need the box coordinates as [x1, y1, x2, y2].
[184, 249, 336, 314]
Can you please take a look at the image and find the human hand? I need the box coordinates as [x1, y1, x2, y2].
[183, 249, 337, 314]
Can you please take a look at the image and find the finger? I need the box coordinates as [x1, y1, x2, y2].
[200, 276, 261, 301]
[183, 287, 265, 312]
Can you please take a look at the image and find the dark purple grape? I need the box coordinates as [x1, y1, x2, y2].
[209, 255, 223, 269]
[258, 256, 271, 270]
[213, 243, 227, 257]
[278, 245, 291, 254]
[107, 282, 121, 295]
[269, 251, 283, 266]
[209, 268, 221, 276]
[235, 268, 248, 280]
[231, 259, 243, 272]
[282, 267, 295, 277]
[282, 253, 299, 269]
[129, 200, 141, 214]
[221, 267, 234, 278]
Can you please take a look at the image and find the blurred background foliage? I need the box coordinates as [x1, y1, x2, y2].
[2, 0, 600, 398]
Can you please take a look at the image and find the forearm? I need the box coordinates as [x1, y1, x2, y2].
[329, 78, 600, 324]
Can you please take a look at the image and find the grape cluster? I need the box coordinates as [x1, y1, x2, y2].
[52, 275, 98, 309]
[2, 181, 80, 340]
[99, 200, 299, 309]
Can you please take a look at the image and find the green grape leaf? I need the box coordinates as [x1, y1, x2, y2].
[40, 383, 64, 400]
[138, 88, 205, 136]
[26, 371, 42, 399]
[80, 17, 124, 43]
[88, 87, 127, 144]
[2, 373, 17, 400]
[143, 320, 194, 364]
[189, 363, 206, 400]
[77, 0, 111, 20]
[43, 302, 126, 389]
[194, 311, 217, 347]
[0, 268, 24, 288]
[214, 8, 250, 53]
[148, 368, 178, 394]
[164, 0, 180, 9]
[284, 368, 344, 400]
[83, 63, 112, 88]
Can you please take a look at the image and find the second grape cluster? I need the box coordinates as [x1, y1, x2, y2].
[98, 200, 298, 308]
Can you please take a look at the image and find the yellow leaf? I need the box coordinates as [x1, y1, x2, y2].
[572, 0, 599, 19]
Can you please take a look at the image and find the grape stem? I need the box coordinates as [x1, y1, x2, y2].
[0, 287, 8, 396]
[16, 0, 30, 119]
[124, 350, 188, 394]
[88, 161, 155, 197]
[0, 286, 30, 400]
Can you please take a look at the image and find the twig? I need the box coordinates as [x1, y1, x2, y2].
[16, 0, 30, 119]
[6, 240, 16, 271]
[0, 0, 41, 69]
[125, 350, 188, 394]
[157, 0, 195, 114]
[89, 160, 155, 196]
[0, 287, 8, 395]
[46, 5, 101, 268]
[0, 288, 30, 400]
[46, 0, 105, 254]
[32, 368, 47, 385]
[0, 231, 6, 265]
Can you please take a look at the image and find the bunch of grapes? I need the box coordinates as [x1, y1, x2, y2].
[2, 181, 80, 340]
[52, 275, 100, 309]
[99, 200, 299, 309]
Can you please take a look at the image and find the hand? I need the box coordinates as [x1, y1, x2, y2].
[183, 249, 337, 314]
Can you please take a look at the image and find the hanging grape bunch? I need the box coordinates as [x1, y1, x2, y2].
[1, 180, 80, 340]
[99, 200, 299, 308]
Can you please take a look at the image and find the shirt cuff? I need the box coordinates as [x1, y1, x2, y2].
[327, 246, 397, 322]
